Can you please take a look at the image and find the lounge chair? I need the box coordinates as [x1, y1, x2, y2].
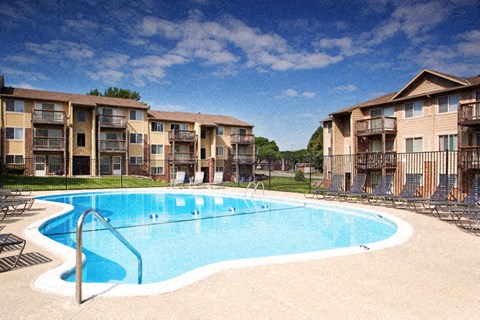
[0, 232, 26, 272]
[450, 209, 480, 235]
[434, 176, 480, 221]
[405, 175, 457, 214]
[189, 171, 206, 188]
[210, 172, 225, 188]
[1, 198, 35, 220]
[170, 171, 186, 188]
[305, 174, 343, 200]
[381, 179, 421, 208]
[365, 175, 394, 205]
[336, 174, 366, 202]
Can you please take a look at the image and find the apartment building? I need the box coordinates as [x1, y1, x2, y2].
[323, 69, 480, 195]
[147, 110, 255, 183]
[0, 75, 255, 183]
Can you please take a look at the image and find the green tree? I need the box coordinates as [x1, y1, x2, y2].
[87, 87, 141, 101]
[307, 125, 323, 168]
[255, 137, 281, 165]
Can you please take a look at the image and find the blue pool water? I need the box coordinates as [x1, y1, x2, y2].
[39, 191, 397, 284]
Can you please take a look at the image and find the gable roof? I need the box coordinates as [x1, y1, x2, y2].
[391, 69, 471, 100]
[0, 86, 149, 109]
[148, 110, 253, 127]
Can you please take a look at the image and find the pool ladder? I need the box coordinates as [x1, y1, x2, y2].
[75, 209, 143, 305]
[245, 181, 265, 196]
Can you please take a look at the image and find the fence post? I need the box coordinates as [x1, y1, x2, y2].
[445, 148, 449, 199]
[65, 169, 68, 190]
[268, 160, 271, 190]
[309, 156, 312, 190]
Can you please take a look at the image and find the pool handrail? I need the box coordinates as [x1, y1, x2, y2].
[245, 181, 265, 196]
[75, 209, 143, 305]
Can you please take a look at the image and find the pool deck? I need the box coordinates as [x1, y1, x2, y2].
[1, 188, 479, 319]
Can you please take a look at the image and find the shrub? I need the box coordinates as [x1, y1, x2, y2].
[294, 171, 305, 181]
[4, 166, 25, 175]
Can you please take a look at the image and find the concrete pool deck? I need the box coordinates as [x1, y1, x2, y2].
[1, 188, 479, 319]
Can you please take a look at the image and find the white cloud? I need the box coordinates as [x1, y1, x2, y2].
[2, 67, 49, 81]
[25, 40, 95, 60]
[274, 88, 317, 99]
[334, 84, 358, 92]
[86, 69, 125, 84]
[10, 83, 41, 90]
[4, 55, 37, 64]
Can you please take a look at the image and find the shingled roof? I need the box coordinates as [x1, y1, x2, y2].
[0, 87, 149, 109]
[148, 110, 253, 127]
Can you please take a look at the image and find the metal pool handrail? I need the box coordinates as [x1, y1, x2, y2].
[75, 209, 143, 305]
[246, 181, 265, 196]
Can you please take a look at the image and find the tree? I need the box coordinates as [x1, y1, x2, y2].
[255, 137, 281, 165]
[87, 87, 141, 101]
[307, 125, 324, 168]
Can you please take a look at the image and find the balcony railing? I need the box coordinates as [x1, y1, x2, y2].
[98, 115, 127, 128]
[233, 154, 255, 164]
[168, 152, 196, 164]
[458, 102, 480, 126]
[355, 116, 397, 136]
[356, 152, 397, 170]
[32, 109, 65, 124]
[168, 130, 196, 142]
[459, 147, 480, 169]
[231, 134, 255, 144]
[99, 139, 127, 151]
[33, 137, 65, 150]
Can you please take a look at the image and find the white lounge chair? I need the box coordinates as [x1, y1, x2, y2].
[189, 171, 206, 188]
[210, 172, 224, 188]
[171, 171, 186, 188]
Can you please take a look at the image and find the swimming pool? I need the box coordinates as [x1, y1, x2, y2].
[28, 189, 411, 296]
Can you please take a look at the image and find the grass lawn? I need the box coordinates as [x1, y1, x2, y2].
[225, 176, 314, 194]
[1, 175, 169, 191]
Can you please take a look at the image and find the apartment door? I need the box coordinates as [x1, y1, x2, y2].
[112, 156, 122, 175]
[35, 155, 46, 176]
[73, 156, 90, 175]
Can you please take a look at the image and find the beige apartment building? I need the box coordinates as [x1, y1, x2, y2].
[323, 69, 480, 195]
[0, 75, 255, 183]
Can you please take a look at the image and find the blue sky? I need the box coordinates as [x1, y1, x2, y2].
[1, 0, 479, 150]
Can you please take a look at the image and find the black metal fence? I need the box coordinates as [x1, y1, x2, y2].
[1, 150, 479, 198]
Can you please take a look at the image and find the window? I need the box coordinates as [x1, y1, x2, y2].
[151, 167, 164, 175]
[438, 94, 459, 113]
[383, 106, 394, 117]
[201, 148, 206, 159]
[77, 133, 86, 147]
[326, 123, 332, 134]
[406, 174, 423, 186]
[439, 134, 457, 151]
[130, 110, 143, 120]
[151, 122, 164, 132]
[130, 133, 142, 144]
[232, 128, 247, 135]
[171, 123, 188, 131]
[5, 155, 23, 164]
[476, 91, 480, 101]
[49, 155, 62, 174]
[405, 101, 422, 118]
[216, 146, 224, 156]
[100, 157, 110, 174]
[76, 110, 86, 122]
[6, 99, 24, 112]
[406, 137, 423, 152]
[151, 144, 164, 155]
[35, 129, 62, 137]
[201, 130, 206, 139]
[130, 156, 143, 165]
[6, 128, 23, 140]
[216, 126, 224, 136]
[215, 166, 224, 172]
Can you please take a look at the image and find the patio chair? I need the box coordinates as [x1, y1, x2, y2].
[381, 179, 421, 209]
[336, 174, 367, 202]
[210, 172, 225, 188]
[365, 175, 394, 205]
[170, 171, 186, 188]
[0, 232, 26, 272]
[1, 198, 35, 220]
[0, 188, 32, 198]
[450, 209, 480, 235]
[305, 174, 343, 200]
[189, 171, 206, 188]
[433, 176, 480, 221]
[405, 175, 457, 214]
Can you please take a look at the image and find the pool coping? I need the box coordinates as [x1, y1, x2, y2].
[26, 188, 413, 298]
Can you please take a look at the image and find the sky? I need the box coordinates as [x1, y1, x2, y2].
[1, 0, 479, 150]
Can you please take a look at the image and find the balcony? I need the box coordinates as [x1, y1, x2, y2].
[231, 134, 255, 144]
[99, 139, 127, 152]
[355, 116, 397, 137]
[98, 114, 127, 128]
[168, 130, 196, 143]
[459, 147, 480, 169]
[33, 137, 65, 151]
[233, 154, 255, 164]
[356, 152, 397, 170]
[458, 102, 480, 126]
[168, 152, 196, 164]
[32, 109, 65, 125]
